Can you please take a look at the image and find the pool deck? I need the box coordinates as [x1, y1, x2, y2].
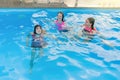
[0, 0, 120, 8]
[0, 0, 67, 8]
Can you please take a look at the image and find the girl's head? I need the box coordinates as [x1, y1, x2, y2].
[85, 17, 95, 29]
[57, 12, 64, 22]
[33, 25, 42, 34]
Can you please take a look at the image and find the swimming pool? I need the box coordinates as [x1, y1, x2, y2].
[0, 8, 120, 80]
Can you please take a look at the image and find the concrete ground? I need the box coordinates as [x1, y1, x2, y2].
[0, 0, 120, 8]
[0, 0, 67, 8]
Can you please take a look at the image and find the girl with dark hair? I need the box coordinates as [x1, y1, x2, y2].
[55, 12, 69, 32]
[26, 24, 47, 73]
[31, 25, 46, 48]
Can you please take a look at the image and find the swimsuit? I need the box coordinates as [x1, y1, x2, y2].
[55, 20, 64, 30]
[31, 34, 44, 48]
[55, 20, 69, 32]
[83, 26, 96, 33]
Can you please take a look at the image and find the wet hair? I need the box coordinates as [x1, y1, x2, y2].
[57, 12, 64, 22]
[33, 24, 42, 34]
[87, 17, 95, 29]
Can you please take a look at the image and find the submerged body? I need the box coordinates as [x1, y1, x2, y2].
[55, 20, 69, 32]
[26, 25, 47, 73]
[55, 12, 69, 32]
[31, 33, 45, 48]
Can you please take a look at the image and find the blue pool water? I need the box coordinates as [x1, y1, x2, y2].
[0, 8, 120, 80]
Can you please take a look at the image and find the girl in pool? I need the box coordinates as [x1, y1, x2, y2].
[52, 11, 73, 44]
[78, 17, 97, 39]
[55, 12, 70, 32]
[26, 24, 47, 72]
[76, 17, 113, 46]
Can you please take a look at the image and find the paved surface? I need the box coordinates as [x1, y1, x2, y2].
[0, 0, 120, 8]
[0, 0, 67, 8]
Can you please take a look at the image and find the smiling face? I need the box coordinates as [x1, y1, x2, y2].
[84, 19, 91, 28]
[34, 25, 42, 34]
[87, 17, 95, 29]
[36, 26, 42, 34]
[57, 13, 63, 21]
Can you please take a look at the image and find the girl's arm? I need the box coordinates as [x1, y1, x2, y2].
[42, 30, 46, 35]
[26, 36, 29, 47]
[97, 32, 106, 39]
[26, 32, 32, 46]
[97, 32, 113, 47]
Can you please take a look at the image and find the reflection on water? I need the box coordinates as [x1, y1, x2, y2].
[0, 8, 120, 80]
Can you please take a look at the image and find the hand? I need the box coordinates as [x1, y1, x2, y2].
[26, 42, 29, 47]
[26, 37, 29, 47]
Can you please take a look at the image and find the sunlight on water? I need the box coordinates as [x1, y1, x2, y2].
[0, 8, 120, 80]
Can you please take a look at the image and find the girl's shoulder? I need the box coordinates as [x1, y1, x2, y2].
[30, 32, 34, 35]
[55, 20, 65, 23]
[54, 20, 58, 23]
[93, 27, 97, 31]
[91, 27, 98, 34]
